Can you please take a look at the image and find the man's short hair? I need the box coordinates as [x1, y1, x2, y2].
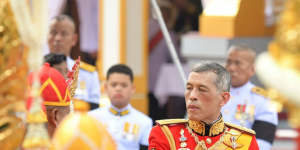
[53, 14, 75, 24]
[107, 64, 134, 82]
[191, 62, 231, 92]
[44, 53, 66, 67]
[228, 44, 256, 64]
[51, 14, 76, 32]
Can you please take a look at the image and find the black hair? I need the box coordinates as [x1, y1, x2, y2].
[106, 64, 134, 82]
[44, 53, 67, 67]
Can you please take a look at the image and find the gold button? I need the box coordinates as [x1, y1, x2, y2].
[180, 142, 187, 147]
[206, 138, 212, 144]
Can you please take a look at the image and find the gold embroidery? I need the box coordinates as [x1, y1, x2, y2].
[187, 125, 226, 150]
[223, 130, 243, 149]
[188, 117, 225, 136]
[209, 117, 225, 136]
[188, 120, 205, 135]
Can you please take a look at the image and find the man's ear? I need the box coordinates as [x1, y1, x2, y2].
[249, 63, 256, 77]
[131, 84, 136, 95]
[220, 92, 230, 106]
[104, 81, 108, 92]
[72, 33, 78, 46]
[50, 108, 59, 127]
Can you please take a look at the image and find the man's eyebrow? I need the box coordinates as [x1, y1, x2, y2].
[198, 85, 208, 89]
[186, 82, 192, 86]
[186, 82, 208, 88]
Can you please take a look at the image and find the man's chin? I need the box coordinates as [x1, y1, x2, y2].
[187, 114, 201, 121]
[51, 48, 64, 54]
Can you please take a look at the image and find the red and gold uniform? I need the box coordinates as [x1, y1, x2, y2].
[149, 116, 259, 150]
[28, 63, 71, 107]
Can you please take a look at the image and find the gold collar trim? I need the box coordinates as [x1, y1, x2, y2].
[109, 107, 129, 116]
[188, 116, 225, 136]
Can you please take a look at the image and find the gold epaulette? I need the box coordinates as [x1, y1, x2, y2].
[225, 122, 256, 135]
[251, 86, 268, 98]
[156, 119, 188, 126]
[80, 61, 96, 72]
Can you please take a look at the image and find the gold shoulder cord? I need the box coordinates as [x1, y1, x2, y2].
[160, 125, 177, 150]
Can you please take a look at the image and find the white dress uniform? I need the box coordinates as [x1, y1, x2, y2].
[88, 104, 153, 150]
[222, 81, 278, 150]
[67, 57, 101, 104]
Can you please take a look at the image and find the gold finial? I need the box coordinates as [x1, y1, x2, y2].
[269, 0, 300, 70]
[67, 57, 81, 98]
[66, 57, 80, 113]
[256, 0, 300, 127]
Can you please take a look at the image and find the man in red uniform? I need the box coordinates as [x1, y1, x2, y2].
[28, 63, 71, 137]
[148, 62, 259, 150]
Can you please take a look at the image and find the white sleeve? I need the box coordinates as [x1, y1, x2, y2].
[257, 138, 272, 150]
[88, 72, 101, 104]
[139, 118, 153, 146]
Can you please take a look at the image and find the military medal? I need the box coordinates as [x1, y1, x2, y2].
[132, 124, 140, 140]
[206, 138, 212, 144]
[178, 129, 190, 150]
[235, 104, 247, 126]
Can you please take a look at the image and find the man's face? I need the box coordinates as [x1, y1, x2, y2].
[225, 50, 255, 87]
[185, 72, 229, 123]
[53, 62, 68, 79]
[48, 20, 77, 56]
[105, 73, 135, 109]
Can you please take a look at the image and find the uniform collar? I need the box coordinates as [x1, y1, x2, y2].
[109, 104, 131, 116]
[66, 56, 75, 70]
[188, 115, 225, 137]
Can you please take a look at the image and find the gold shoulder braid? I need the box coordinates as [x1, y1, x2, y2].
[225, 122, 256, 135]
[156, 119, 187, 125]
[80, 61, 96, 72]
[251, 86, 268, 98]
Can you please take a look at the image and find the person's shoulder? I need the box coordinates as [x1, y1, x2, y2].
[153, 119, 187, 134]
[131, 108, 152, 123]
[156, 119, 188, 126]
[223, 122, 257, 149]
[225, 122, 256, 135]
[251, 86, 268, 99]
[80, 61, 97, 73]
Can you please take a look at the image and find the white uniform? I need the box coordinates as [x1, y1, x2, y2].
[67, 57, 101, 104]
[89, 104, 153, 150]
[222, 81, 278, 150]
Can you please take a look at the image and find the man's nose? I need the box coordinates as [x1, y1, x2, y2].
[189, 89, 198, 101]
[54, 34, 62, 41]
[115, 85, 122, 91]
[226, 63, 235, 72]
